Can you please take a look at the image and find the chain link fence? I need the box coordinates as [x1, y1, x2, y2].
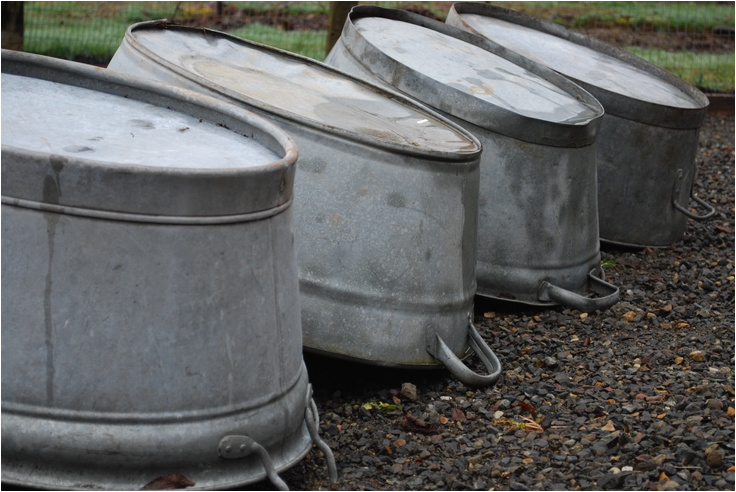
[15, 1, 736, 93]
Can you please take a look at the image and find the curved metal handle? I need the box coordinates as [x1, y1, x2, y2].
[426, 317, 502, 388]
[216, 384, 339, 491]
[304, 384, 338, 483]
[673, 194, 716, 220]
[538, 268, 619, 312]
[218, 435, 289, 491]
[672, 168, 716, 220]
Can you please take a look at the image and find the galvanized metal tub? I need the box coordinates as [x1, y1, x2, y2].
[446, 2, 714, 248]
[1, 50, 335, 490]
[326, 6, 619, 311]
[108, 21, 501, 387]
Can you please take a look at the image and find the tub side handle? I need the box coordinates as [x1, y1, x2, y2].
[538, 268, 619, 312]
[672, 168, 716, 220]
[673, 194, 716, 220]
[304, 384, 339, 483]
[426, 318, 502, 388]
[218, 435, 289, 491]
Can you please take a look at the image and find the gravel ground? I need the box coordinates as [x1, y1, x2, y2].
[274, 112, 735, 491]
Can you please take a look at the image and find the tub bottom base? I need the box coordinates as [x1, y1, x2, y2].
[300, 281, 474, 368]
[1, 367, 316, 491]
[476, 254, 603, 308]
[2, 430, 311, 491]
[303, 343, 472, 370]
[600, 237, 662, 251]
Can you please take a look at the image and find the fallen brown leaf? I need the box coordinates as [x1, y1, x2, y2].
[646, 394, 666, 403]
[451, 407, 466, 422]
[514, 401, 538, 415]
[401, 412, 438, 434]
[520, 416, 544, 433]
[141, 474, 194, 490]
[617, 259, 640, 268]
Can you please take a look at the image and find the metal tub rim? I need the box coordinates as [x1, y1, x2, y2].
[120, 20, 482, 162]
[1, 49, 298, 219]
[337, 5, 604, 148]
[447, 2, 709, 129]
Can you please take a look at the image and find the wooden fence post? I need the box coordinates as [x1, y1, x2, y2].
[326, 2, 357, 57]
[2, 1, 24, 51]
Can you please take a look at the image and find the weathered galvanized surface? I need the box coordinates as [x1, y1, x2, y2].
[326, 6, 618, 311]
[108, 21, 502, 386]
[1, 50, 335, 490]
[446, 2, 713, 248]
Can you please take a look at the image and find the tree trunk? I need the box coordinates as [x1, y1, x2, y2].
[2, 1, 24, 51]
[326, 2, 356, 57]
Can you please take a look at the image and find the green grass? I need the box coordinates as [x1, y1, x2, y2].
[234, 1, 328, 16]
[571, 2, 733, 31]
[24, 1, 176, 61]
[20, 1, 735, 92]
[627, 48, 735, 92]
[23, 1, 329, 62]
[227, 24, 327, 60]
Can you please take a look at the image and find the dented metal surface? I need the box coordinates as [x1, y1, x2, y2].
[326, 6, 618, 310]
[1, 50, 329, 490]
[446, 2, 713, 247]
[107, 21, 502, 384]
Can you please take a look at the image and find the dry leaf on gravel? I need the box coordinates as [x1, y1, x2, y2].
[140, 474, 194, 490]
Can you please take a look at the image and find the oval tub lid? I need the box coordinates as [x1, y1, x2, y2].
[114, 21, 480, 160]
[337, 6, 604, 148]
[1, 50, 297, 221]
[448, 3, 709, 129]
